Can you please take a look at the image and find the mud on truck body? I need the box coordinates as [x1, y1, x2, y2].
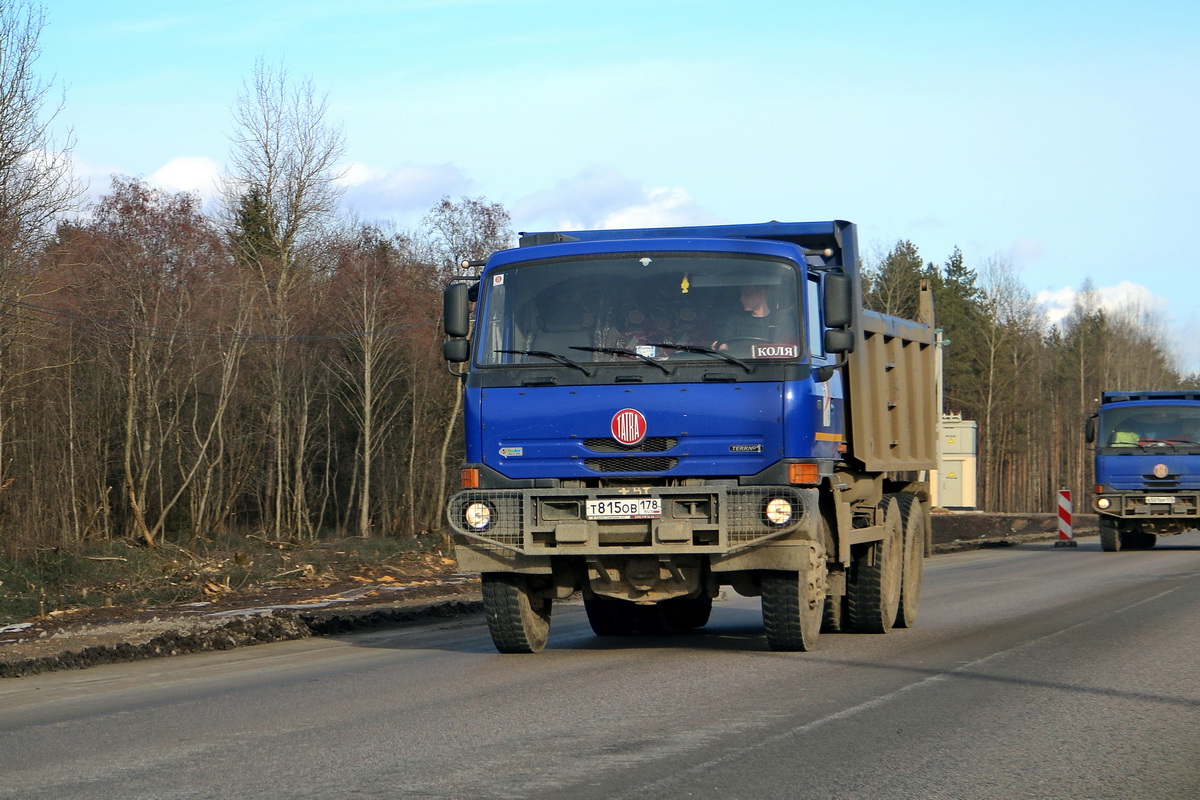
[1087, 391, 1200, 551]
[442, 220, 937, 653]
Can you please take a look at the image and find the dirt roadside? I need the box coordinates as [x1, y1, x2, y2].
[1, 519, 1082, 679]
[0, 567, 483, 679]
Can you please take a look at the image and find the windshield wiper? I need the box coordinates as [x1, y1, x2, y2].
[570, 346, 672, 375]
[494, 349, 594, 377]
[645, 342, 752, 372]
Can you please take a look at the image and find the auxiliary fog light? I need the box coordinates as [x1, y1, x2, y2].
[1096, 498, 1111, 510]
[765, 498, 794, 527]
[464, 502, 493, 531]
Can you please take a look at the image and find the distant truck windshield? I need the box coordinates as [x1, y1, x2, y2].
[1098, 404, 1200, 449]
[477, 253, 803, 366]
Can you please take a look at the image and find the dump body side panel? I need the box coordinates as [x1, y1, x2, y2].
[844, 303, 938, 473]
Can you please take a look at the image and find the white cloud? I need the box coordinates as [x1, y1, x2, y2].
[337, 161, 471, 222]
[1036, 281, 1169, 328]
[149, 156, 222, 201]
[513, 167, 720, 232]
[1036, 280, 1200, 373]
[600, 187, 713, 230]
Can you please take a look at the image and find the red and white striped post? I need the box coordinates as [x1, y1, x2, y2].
[1054, 489, 1077, 547]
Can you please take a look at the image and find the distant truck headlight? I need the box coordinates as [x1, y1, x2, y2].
[1096, 497, 1111, 510]
[464, 502, 493, 530]
[765, 498, 794, 526]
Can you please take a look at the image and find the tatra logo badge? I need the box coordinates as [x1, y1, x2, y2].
[611, 408, 647, 446]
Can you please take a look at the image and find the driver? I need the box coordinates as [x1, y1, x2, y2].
[714, 285, 784, 348]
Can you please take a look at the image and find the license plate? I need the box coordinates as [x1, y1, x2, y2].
[1144, 496, 1176, 504]
[586, 497, 662, 519]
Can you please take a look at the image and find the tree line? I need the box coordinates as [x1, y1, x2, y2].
[3, 1, 1197, 561]
[862, 240, 1199, 513]
[0, 3, 511, 557]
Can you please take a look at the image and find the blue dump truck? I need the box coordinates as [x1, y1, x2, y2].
[1087, 391, 1200, 551]
[442, 221, 938, 653]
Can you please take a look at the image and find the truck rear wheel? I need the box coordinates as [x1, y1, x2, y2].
[481, 573, 552, 653]
[665, 594, 713, 630]
[848, 496, 903, 633]
[1099, 517, 1121, 551]
[821, 594, 846, 632]
[583, 594, 636, 636]
[894, 493, 926, 629]
[1121, 530, 1158, 550]
[761, 547, 826, 651]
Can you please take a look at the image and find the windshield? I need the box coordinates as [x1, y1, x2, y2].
[477, 253, 802, 367]
[1099, 404, 1200, 449]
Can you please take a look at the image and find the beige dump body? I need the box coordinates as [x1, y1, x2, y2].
[844, 283, 938, 473]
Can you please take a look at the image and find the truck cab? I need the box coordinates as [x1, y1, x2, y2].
[1088, 391, 1200, 550]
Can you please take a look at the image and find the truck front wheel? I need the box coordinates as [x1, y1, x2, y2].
[761, 546, 827, 652]
[1099, 517, 1122, 551]
[482, 573, 552, 653]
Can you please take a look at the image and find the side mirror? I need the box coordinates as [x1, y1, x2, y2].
[443, 338, 470, 363]
[443, 283, 471, 338]
[823, 272, 854, 329]
[1085, 417, 1096, 444]
[824, 328, 856, 355]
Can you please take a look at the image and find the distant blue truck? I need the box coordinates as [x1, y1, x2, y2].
[442, 221, 938, 652]
[1088, 391, 1200, 551]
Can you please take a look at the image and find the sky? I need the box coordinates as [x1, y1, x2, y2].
[34, 0, 1200, 373]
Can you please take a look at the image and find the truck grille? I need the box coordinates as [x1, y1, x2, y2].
[585, 456, 679, 473]
[584, 437, 677, 453]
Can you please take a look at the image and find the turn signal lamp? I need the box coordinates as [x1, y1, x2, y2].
[788, 463, 820, 485]
[461, 468, 480, 489]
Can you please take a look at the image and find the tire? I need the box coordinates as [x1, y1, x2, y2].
[633, 603, 673, 635]
[761, 546, 827, 652]
[894, 493, 927, 629]
[821, 593, 846, 633]
[481, 573, 552, 653]
[583, 594, 636, 636]
[1099, 517, 1121, 552]
[665, 594, 713, 630]
[1122, 530, 1158, 550]
[847, 496, 903, 634]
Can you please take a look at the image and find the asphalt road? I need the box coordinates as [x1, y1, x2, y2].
[2, 533, 1199, 800]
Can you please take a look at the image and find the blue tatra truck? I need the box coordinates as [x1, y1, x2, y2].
[1087, 391, 1200, 551]
[442, 220, 937, 653]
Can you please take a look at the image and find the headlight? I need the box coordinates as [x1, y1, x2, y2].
[464, 502, 492, 530]
[765, 498, 793, 526]
[1097, 498, 1111, 510]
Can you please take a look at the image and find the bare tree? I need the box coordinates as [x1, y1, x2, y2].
[0, 0, 79, 258]
[0, 0, 81, 539]
[419, 197, 513, 530]
[222, 60, 345, 540]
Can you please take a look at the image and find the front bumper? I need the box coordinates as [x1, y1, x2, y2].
[1093, 492, 1200, 518]
[446, 485, 816, 556]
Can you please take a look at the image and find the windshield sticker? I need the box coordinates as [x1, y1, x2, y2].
[751, 343, 798, 359]
[493, 274, 504, 286]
